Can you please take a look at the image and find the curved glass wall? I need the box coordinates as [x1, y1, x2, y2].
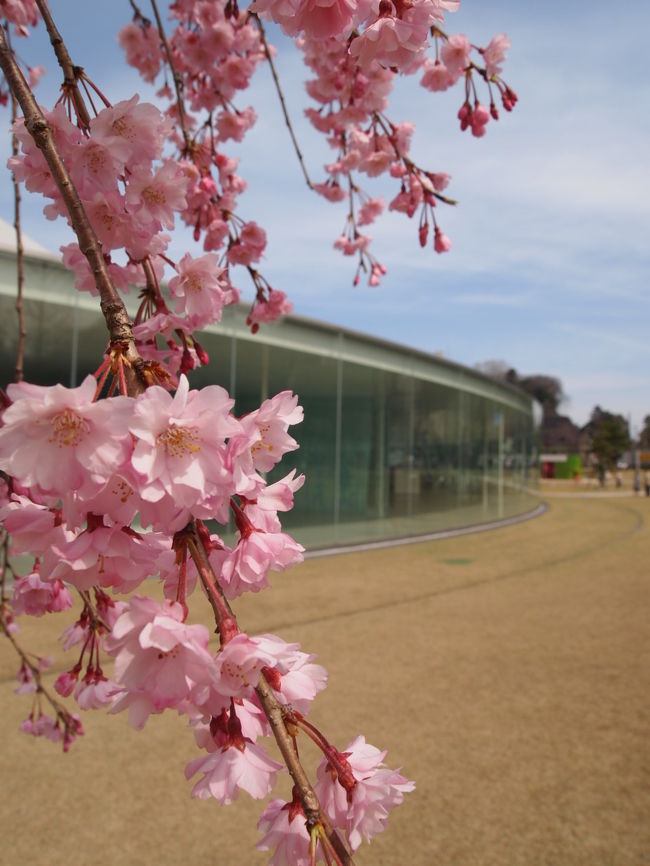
[0, 248, 539, 549]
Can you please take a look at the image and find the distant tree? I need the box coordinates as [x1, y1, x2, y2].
[474, 363, 566, 414]
[518, 375, 565, 413]
[474, 359, 517, 383]
[590, 409, 630, 481]
[638, 415, 650, 449]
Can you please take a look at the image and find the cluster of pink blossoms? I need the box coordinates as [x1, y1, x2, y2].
[117, 1, 292, 327]
[293, 20, 516, 281]
[0, 370, 413, 861]
[114, 1, 516, 291]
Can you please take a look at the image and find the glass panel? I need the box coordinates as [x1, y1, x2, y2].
[263, 344, 339, 535]
[0, 276, 540, 549]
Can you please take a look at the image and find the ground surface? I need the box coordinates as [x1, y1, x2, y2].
[1, 488, 649, 866]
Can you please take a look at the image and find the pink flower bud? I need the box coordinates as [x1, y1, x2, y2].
[434, 227, 452, 254]
[54, 668, 80, 697]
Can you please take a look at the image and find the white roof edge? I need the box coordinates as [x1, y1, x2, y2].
[0, 216, 60, 260]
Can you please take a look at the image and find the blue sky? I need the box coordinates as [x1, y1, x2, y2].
[1, 1, 649, 432]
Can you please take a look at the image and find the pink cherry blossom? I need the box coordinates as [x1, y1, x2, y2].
[104, 596, 215, 728]
[358, 150, 393, 178]
[312, 181, 347, 203]
[20, 713, 62, 742]
[234, 391, 304, 476]
[482, 33, 510, 79]
[215, 106, 257, 143]
[128, 375, 241, 520]
[0, 496, 71, 555]
[226, 221, 267, 266]
[168, 252, 235, 325]
[315, 735, 415, 851]
[72, 137, 126, 196]
[125, 160, 189, 230]
[220, 527, 304, 599]
[10, 569, 72, 617]
[61, 242, 134, 297]
[74, 668, 118, 710]
[42, 521, 166, 594]
[255, 633, 327, 714]
[241, 470, 306, 532]
[185, 740, 283, 803]
[357, 197, 385, 226]
[291, 0, 357, 40]
[210, 633, 277, 702]
[440, 33, 472, 80]
[420, 58, 452, 92]
[0, 377, 133, 497]
[257, 798, 313, 866]
[246, 288, 293, 328]
[117, 22, 163, 83]
[1, 0, 39, 35]
[470, 102, 490, 137]
[89, 95, 170, 169]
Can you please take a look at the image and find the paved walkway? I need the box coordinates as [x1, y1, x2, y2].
[1, 494, 648, 866]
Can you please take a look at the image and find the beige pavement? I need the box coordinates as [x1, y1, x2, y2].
[1, 492, 649, 866]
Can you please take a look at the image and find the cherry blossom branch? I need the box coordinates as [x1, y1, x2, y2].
[255, 676, 355, 866]
[182, 521, 354, 865]
[33, 0, 90, 129]
[0, 27, 146, 397]
[0, 591, 80, 742]
[9, 84, 25, 383]
[185, 525, 239, 644]
[148, 0, 193, 155]
[1, 531, 10, 605]
[373, 110, 457, 206]
[251, 13, 313, 190]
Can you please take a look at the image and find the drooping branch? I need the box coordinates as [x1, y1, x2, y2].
[0, 588, 79, 739]
[148, 0, 193, 155]
[185, 526, 239, 645]
[252, 12, 313, 190]
[34, 0, 91, 129]
[0, 27, 146, 397]
[183, 521, 354, 865]
[9, 79, 26, 382]
[255, 675, 355, 866]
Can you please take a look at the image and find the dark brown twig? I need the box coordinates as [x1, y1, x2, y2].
[7, 29, 26, 383]
[148, 0, 193, 154]
[34, 0, 90, 128]
[184, 524, 354, 866]
[252, 12, 313, 190]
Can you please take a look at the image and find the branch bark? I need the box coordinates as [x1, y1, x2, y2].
[148, 0, 193, 155]
[10, 87, 26, 383]
[0, 27, 146, 396]
[34, 0, 91, 128]
[186, 525, 354, 866]
[252, 13, 313, 190]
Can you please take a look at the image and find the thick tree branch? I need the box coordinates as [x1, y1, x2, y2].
[0, 27, 146, 396]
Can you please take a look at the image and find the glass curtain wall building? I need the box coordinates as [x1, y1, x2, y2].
[0, 239, 539, 549]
